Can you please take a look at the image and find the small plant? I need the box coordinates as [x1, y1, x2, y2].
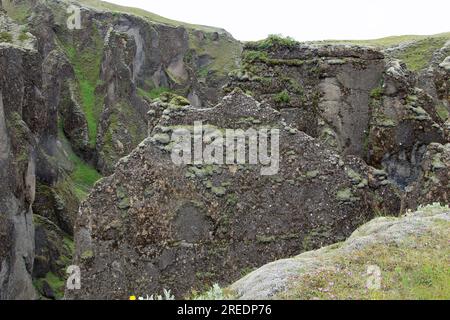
[370, 87, 384, 100]
[243, 50, 268, 63]
[274, 90, 291, 104]
[193, 284, 233, 300]
[0, 31, 13, 43]
[149, 289, 175, 300]
[18, 32, 29, 42]
[253, 34, 299, 51]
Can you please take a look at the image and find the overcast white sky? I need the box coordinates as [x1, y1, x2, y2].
[107, 0, 450, 41]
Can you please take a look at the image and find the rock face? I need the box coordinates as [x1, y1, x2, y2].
[30, 0, 242, 174]
[230, 204, 450, 299]
[68, 91, 400, 299]
[1, 0, 241, 299]
[405, 143, 450, 209]
[227, 37, 450, 190]
[0, 1, 449, 301]
[0, 13, 39, 299]
[227, 40, 386, 158]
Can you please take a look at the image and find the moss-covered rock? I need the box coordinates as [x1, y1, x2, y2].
[32, 215, 74, 300]
[230, 204, 450, 300]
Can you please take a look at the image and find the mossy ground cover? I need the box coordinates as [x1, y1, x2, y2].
[61, 29, 104, 147]
[312, 32, 450, 71]
[0, 31, 12, 43]
[137, 86, 171, 100]
[2, 0, 30, 23]
[78, 0, 224, 33]
[32, 215, 75, 300]
[279, 218, 450, 300]
[33, 271, 66, 299]
[188, 30, 242, 78]
[396, 37, 449, 71]
[57, 119, 102, 200]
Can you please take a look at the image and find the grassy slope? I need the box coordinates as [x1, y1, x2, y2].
[278, 206, 450, 300]
[188, 30, 242, 77]
[58, 119, 102, 200]
[61, 32, 104, 148]
[77, 0, 226, 33]
[77, 1, 242, 76]
[311, 32, 450, 48]
[311, 32, 450, 71]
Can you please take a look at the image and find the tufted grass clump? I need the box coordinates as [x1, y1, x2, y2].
[248, 34, 299, 51]
[0, 31, 13, 43]
[274, 90, 291, 104]
[370, 87, 384, 100]
[191, 284, 235, 300]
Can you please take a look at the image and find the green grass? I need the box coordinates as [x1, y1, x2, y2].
[0, 31, 13, 43]
[370, 87, 384, 100]
[274, 90, 291, 104]
[310, 32, 450, 71]
[436, 103, 449, 121]
[57, 118, 102, 200]
[247, 34, 299, 51]
[69, 153, 102, 200]
[280, 220, 450, 300]
[137, 86, 171, 100]
[311, 32, 450, 48]
[242, 50, 269, 63]
[78, 0, 225, 33]
[33, 272, 66, 300]
[61, 30, 104, 147]
[2, 0, 30, 23]
[18, 31, 30, 42]
[188, 30, 242, 77]
[396, 37, 449, 71]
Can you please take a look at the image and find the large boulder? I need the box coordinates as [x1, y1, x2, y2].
[67, 91, 400, 299]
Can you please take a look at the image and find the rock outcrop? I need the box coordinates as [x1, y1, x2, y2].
[1, 0, 242, 299]
[67, 91, 400, 299]
[230, 204, 450, 299]
[0, 1, 449, 301]
[227, 37, 450, 191]
[405, 143, 450, 209]
[0, 12, 39, 299]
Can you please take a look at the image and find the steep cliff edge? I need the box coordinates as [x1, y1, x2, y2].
[0, 0, 241, 299]
[227, 35, 450, 192]
[0, 12, 39, 299]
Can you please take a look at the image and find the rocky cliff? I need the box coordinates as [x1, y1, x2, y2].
[0, 0, 241, 299]
[0, 12, 39, 299]
[0, 0, 449, 300]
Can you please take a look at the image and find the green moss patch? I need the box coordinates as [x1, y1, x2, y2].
[0, 31, 13, 43]
[57, 118, 102, 200]
[396, 37, 449, 71]
[61, 29, 104, 147]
